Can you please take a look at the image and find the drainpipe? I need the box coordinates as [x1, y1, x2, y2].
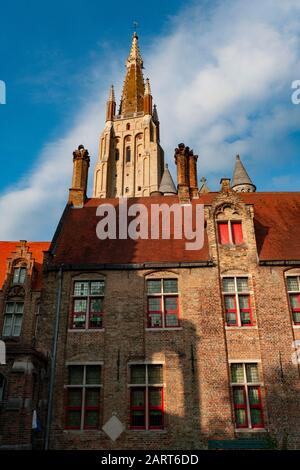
[44, 265, 63, 450]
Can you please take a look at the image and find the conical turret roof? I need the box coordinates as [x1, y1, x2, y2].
[231, 155, 256, 191]
[159, 164, 177, 195]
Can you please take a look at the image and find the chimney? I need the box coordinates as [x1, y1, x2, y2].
[68, 145, 90, 208]
[174, 143, 190, 203]
[143, 78, 153, 116]
[188, 149, 199, 198]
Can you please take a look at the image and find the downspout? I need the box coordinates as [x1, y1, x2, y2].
[44, 265, 63, 450]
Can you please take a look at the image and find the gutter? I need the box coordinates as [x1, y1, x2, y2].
[259, 260, 300, 266]
[44, 265, 63, 450]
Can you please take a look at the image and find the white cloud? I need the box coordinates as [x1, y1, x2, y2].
[1, 0, 300, 240]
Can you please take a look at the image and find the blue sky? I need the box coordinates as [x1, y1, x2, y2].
[0, 0, 300, 240]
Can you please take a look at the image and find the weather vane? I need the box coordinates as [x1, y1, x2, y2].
[133, 21, 139, 32]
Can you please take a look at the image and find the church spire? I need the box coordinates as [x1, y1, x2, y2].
[119, 32, 145, 115]
[106, 85, 116, 122]
[231, 155, 256, 193]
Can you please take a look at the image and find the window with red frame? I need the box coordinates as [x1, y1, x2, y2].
[286, 276, 300, 325]
[129, 364, 164, 430]
[147, 279, 179, 328]
[230, 363, 264, 429]
[65, 365, 102, 430]
[218, 221, 244, 245]
[222, 277, 253, 327]
[71, 280, 105, 329]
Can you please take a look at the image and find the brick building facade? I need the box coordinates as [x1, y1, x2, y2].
[0, 33, 300, 450]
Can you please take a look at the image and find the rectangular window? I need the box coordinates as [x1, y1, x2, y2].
[286, 276, 300, 325]
[129, 364, 164, 430]
[222, 277, 253, 327]
[2, 302, 24, 337]
[13, 267, 26, 284]
[218, 221, 244, 245]
[230, 363, 264, 429]
[147, 279, 179, 328]
[65, 364, 102, 430]
[71, 280, 105, 329]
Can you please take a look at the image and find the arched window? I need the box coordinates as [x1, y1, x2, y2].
[126, 123, 130, 130]
[115, 148, 119, 161]
[126, 146, 131, 163]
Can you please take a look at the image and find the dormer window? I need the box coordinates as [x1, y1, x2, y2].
[218, 221, 244, 245]
[13, 267, 26, 284]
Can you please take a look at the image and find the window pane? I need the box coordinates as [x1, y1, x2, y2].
[218, 222, 230, 244]
[85, 388, 100, 407]
[67, 388, 82, 407]
[74, 282, 89, 296]
[240, 311, 251, 325]
[222, 278, 235, 293]
[248, 387, 260, 405]
[147, 280, 161, 294]
[13, 268, 20, 283]
[148, 298, 161, 311]
[148, 365, 163, 384]
[233, 387, 245, 405]
[239, 295, 250, 309]
[231, 364, 244, 383]
[232, 222, 244, 244]
[90, 298, 103, 313]
[237, 277, 249, 292]
[287, 277, 299, 291]
[74, 299, 87, 312]
[165, 297, 177, 311]
[12, 315, 22, 336]
[290, 294, 300, 309]
[66, 410, 81, 428]
[15, 302, 24, 313]
[131, 389, 145, 406]
[3, 315, 13, 336]
[149, 410, 163, 428]
[131, 410, 145, 427]
[86, 366, 101, 385]
[19, 268, 26, 284]
[69, 366, 84, 385]
[235, 409, 247, 427]
[293, 311, 300, 324]
[165, 314, 179, 327]
[225, 296, 235, 309]
[226, 312, 237, 326]
[149, 388, 162, 406]
[163, 279, 178, 293]
[148, 313, 162, 328]
[131, 366, 145, 384]
[5, 303, 14, 313]
[246, 364, 259, 383]
[89, 312, 102, 329]
[250, 408, 263, 427]
[85, 410, 99, 428]
[90, 281, 105, 296]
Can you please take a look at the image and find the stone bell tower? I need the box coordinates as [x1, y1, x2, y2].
[93, 32, 164, 198]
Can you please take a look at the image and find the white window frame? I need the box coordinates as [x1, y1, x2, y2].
[222, 276, 252, 327]
[286, 275, 300, 325]
[71, 280, 105, 330]
[64, 363, 103, 431]
[2, 301, 24, 337]
[146, 278, 179, 329]
[13, 267, 26, 284]
[128, 363, 164, 430]
[230, 362, 264, 430]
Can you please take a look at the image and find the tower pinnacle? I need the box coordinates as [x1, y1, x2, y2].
[231, 155, 256, 193]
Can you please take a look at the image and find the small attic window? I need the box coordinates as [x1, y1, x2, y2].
[13, 267, 26, 285]
[126, 123, 130, 130]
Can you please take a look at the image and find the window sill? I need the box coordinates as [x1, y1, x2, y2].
[63, 429, 104, 434]
[129, 429, 167, 433]
[68, 329, 105, 333]
[235, 428, 266, 433]
[145, 327, 183, 332]
[292, 325, 300, 329]
[225, 326, 258, 330]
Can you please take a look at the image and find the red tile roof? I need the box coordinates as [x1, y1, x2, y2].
[48, 192, 300, 267]
[0, 241, 50, 290]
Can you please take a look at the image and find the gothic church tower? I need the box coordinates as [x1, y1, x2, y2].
[93, 33, 164, 198]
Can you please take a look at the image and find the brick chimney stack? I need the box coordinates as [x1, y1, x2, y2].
[175, 143, 199, 202]
[188, 149, 199, 198]
[68, 145, 90, 208]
